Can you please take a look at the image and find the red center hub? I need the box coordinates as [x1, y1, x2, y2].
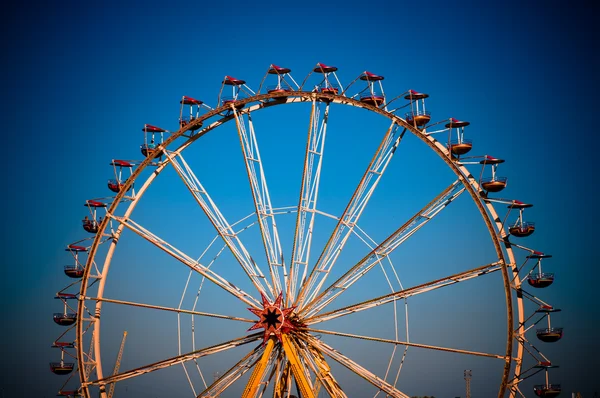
[248, 292, 297, 344]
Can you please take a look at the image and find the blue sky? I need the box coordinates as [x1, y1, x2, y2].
[1, 0, 597, 397]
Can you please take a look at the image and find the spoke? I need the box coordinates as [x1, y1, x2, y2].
[111, 215, 261, 308]
[308, 328, 507, 360]
[197, 341, 266, 398]
[302, 180, 465, 318]
[256, 348, 282, 398]
[296, 122, 405, 310]
[288, 100, 329, 306]
[163, 150, 273, 300]
[281, 334, 316, 398]
[307, 261, 503, 325]
[295, 337, 347, 398]
[233, 109, 285, 298]
[242, 337, 278, 398]
[89, 296, 255, 323]
[273, 358, 292, 398]
[87, 333, 262, 386]
[306, 335, 410, 398]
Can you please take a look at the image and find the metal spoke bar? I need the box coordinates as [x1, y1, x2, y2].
[197, 341, 266, 397]
[302, 180, 465, 318]
[241, 337, 277, 398]
[306, 335, 410, 398]
[233, 108, 285, 299]
[89, 296, 255, 323]
[87, 333, 262, 386]
[257, 347, 283, 398]
[163, 150, 273, 300]
[307, 261, 503, 325]
[112, 215, 261, 308]
[296, 336, 347, 398]
[288, 100, 329, 306]
[296, 121, 405, 310]
[281, 334, 316, 398]
[308, 328, 507, 360]
[273, 358, 292, 398]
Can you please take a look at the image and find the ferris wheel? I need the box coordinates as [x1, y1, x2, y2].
[51, 63, 563, 398]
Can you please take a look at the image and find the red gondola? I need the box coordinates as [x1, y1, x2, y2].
[526, 252, 554, 288]
[404, 90, 430, 126]
[218, 75, 253, 111]
[108, 160, 134, 193]
[263, 64, 297, 97]
[179, 96, 206, 129]
[479, 156, 507, 192]
[311, 63, 342, 100]
[140, 142, 163, 157]
[508, 200, 535, 237]
[141, 124, 167, 158]
[64, 245, 86, 278]
[82, 218, 97, 233]
[82, 200, 106, 233]
[446, 118, 472, 155]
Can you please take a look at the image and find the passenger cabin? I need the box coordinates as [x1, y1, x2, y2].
[141, 124, 167, 158]
[358, 71, 385, 107]
[404, 90, 430, 127]
[82, 218, 98, 233]
[526, 252, 554, 288]
[266, 65, 295, 97]
[108, 160, 134, 193]
[533, 384, 561, 397]
[82, 200, 106, 233]
[479, 156, 507, 192]
[179, 96, 204, 129]
[64, 245, 86, 279]
[313, 63, 342, 98]
[220, 76, 247, 109]
[49, 362, 74, 375]
[508, 200, 535, 237]
[446, 118, 472, 155]
[536, 305, 562, 342]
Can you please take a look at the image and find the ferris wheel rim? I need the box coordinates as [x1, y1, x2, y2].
[75, 89, 518, 398]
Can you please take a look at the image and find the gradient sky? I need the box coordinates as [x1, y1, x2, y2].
[1, 1, 597, 397]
